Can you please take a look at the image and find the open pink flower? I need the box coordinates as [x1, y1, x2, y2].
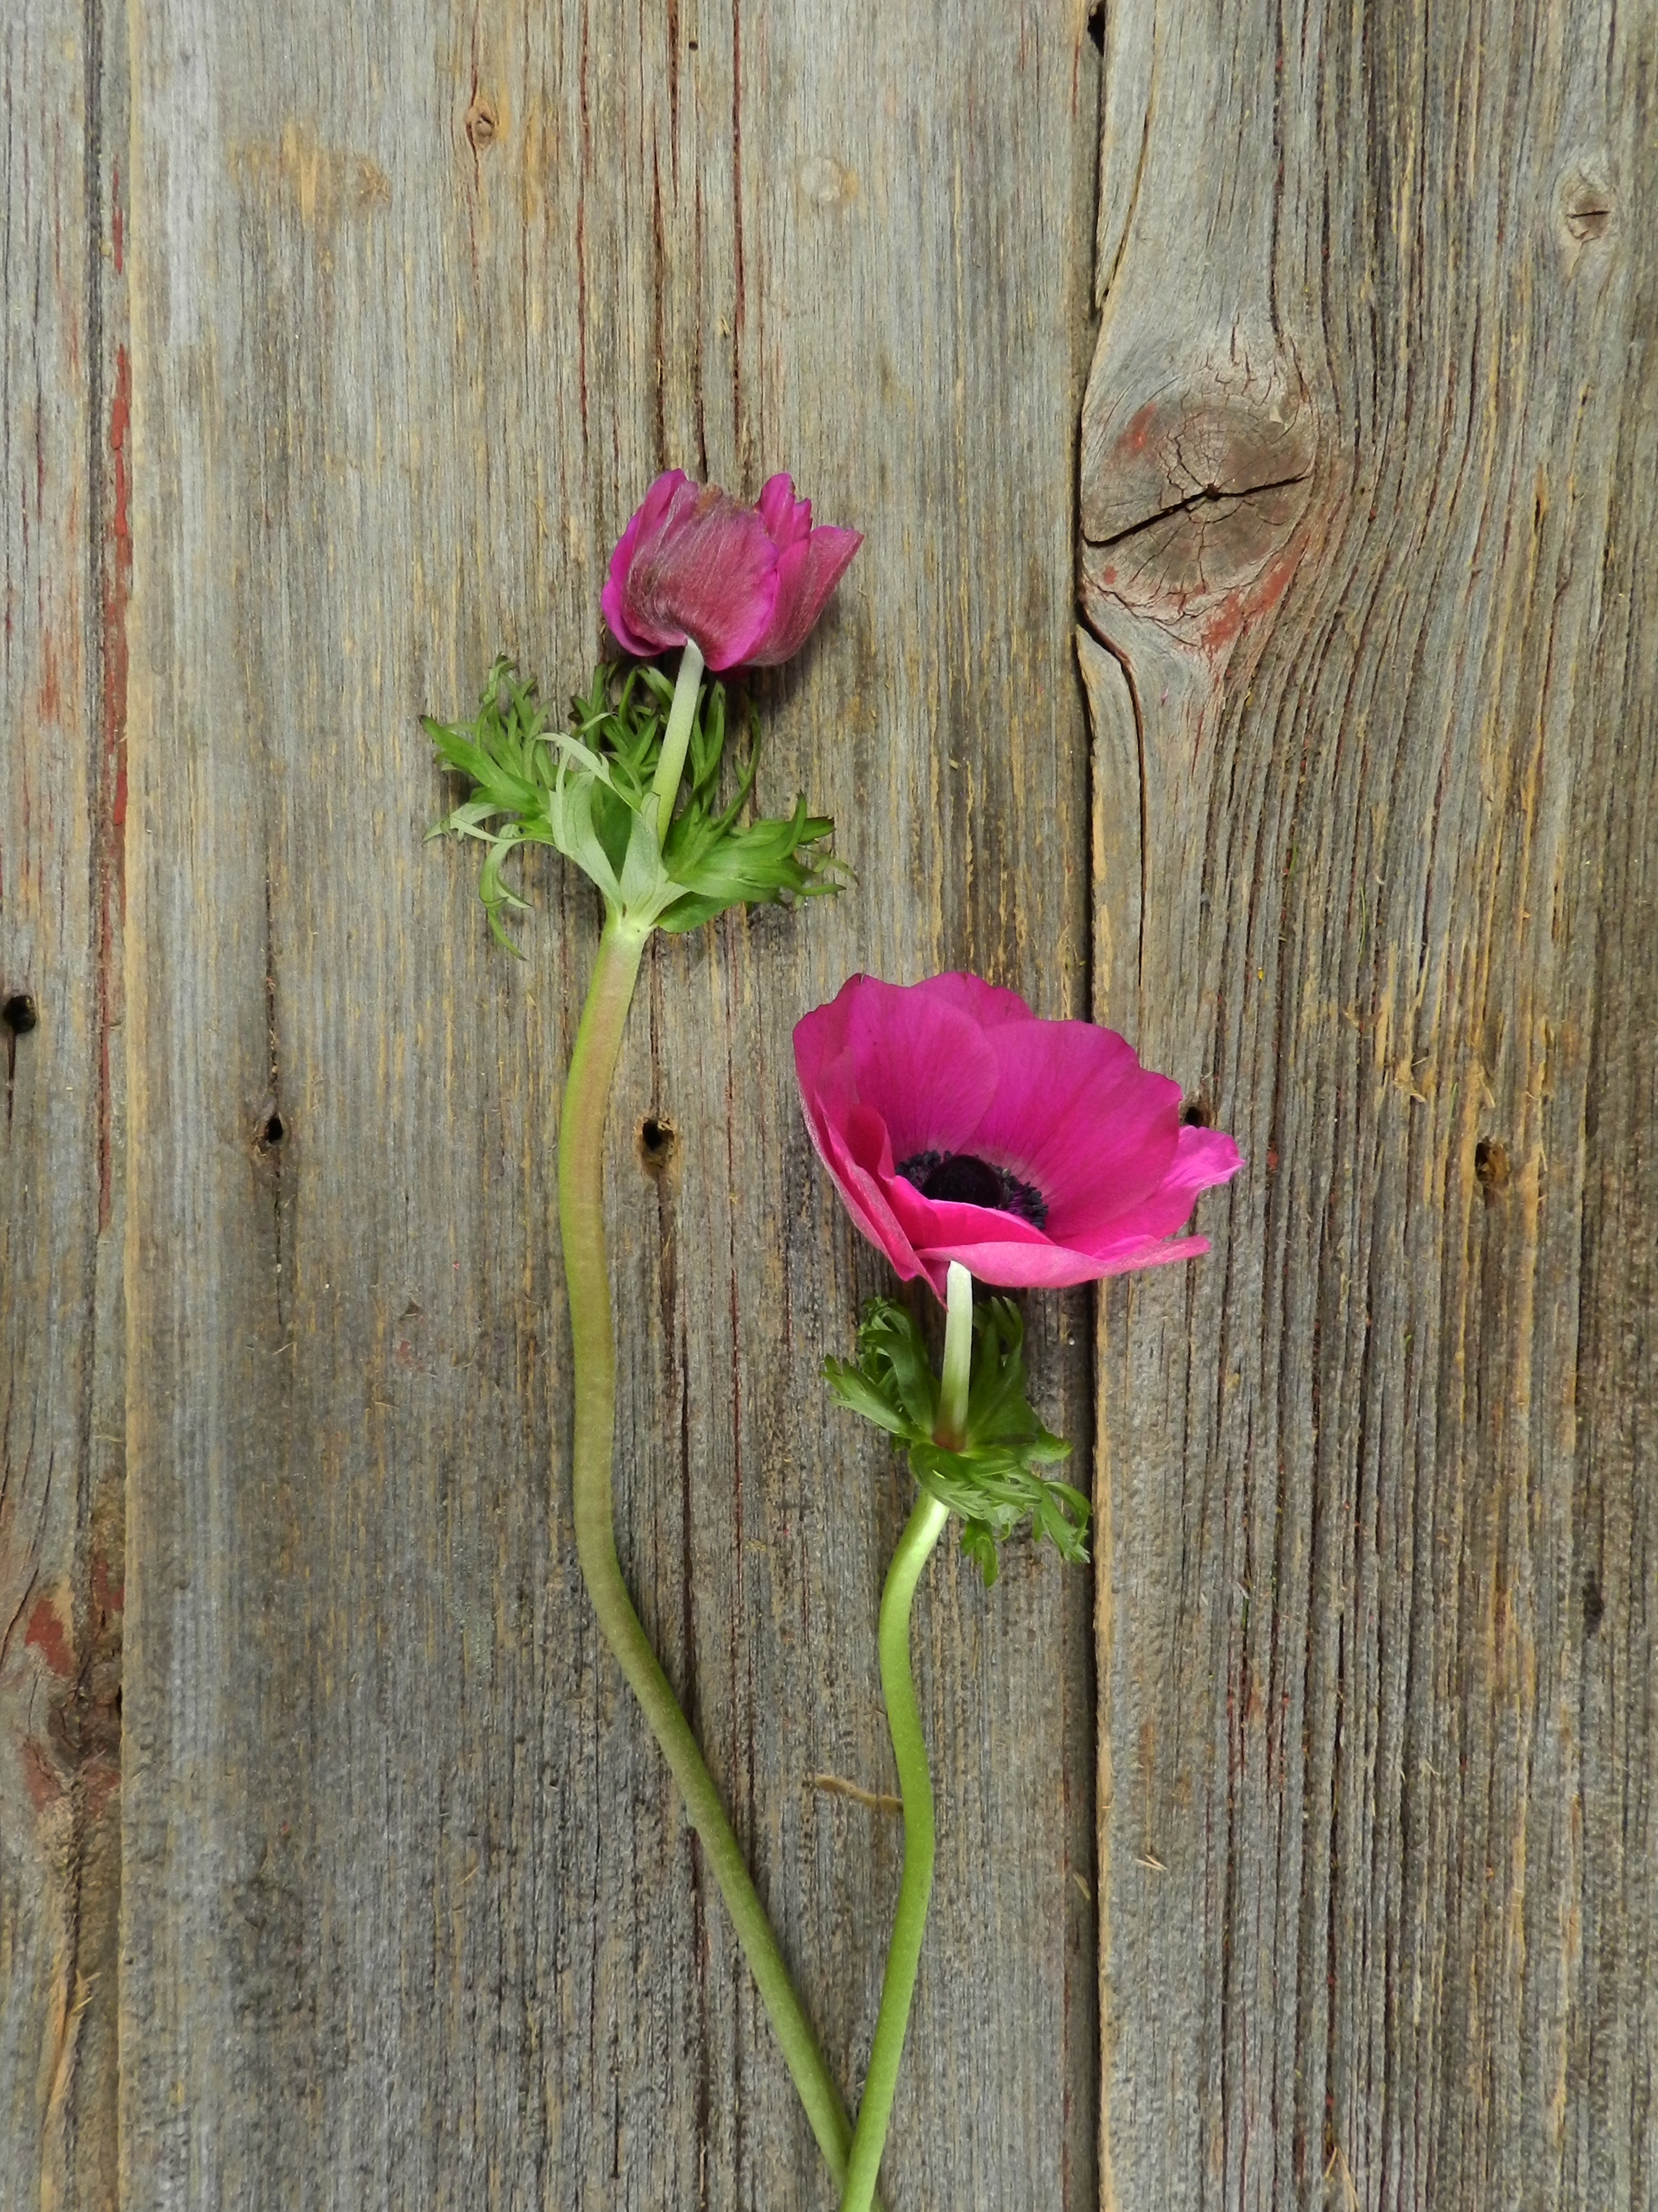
[794, 972, 1242, 1299]
[602, 469, 861, 671]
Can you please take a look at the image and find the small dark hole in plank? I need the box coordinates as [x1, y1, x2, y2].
[2, 992, 39, 1034]
[1474, 1137, 1510, 1189]
[1582, 1574, 1604, 1635]
[637, 1115, 677, 1179]
[260, 1110, 286, 1148]
[1181, 1096, 1212, 1128]
[1085, 3, 1105, 54]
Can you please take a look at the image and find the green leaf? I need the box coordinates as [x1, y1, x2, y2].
[823, 1357, 916, 1437]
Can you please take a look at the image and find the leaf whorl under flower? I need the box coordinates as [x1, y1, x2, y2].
[824, 1296, 1089, 1586]
[425, 655, 840, 950]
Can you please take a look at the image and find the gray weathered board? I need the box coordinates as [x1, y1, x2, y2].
[0, 2, 1652, 2210]
[0, 2, 129, 2206]
[1084, 1, 1657, 2206]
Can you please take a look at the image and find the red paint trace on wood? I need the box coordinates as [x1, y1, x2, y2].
[1199, 541, 1304, 660]
[24, 1594, 76, 1679]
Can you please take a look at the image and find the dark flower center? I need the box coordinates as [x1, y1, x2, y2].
[895, 1148, 1048, 1230]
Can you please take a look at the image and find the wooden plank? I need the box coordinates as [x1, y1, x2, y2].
[123, 4, 1100, 2203]
[0, 6, 128, 2206]
[1083, 1, 1657, 2205]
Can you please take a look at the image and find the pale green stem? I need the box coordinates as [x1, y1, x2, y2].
[936, 1259, 974, 1447]
[839, 1261, 975, 2212]
[648, 638, 706, 826]
[559, 904, 872, 2198]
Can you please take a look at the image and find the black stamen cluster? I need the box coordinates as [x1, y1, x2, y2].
[895, 1148, 1048, 1230]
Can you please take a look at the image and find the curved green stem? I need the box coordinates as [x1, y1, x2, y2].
[558, 906, 869, 2196]
[839, 1262, 974, 2212]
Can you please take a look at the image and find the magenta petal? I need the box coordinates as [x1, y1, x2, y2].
[841, 979, 999, 1161]
[757, 473, 813, 547]
[1069, 1124, 1243, 1255]
[905, 971, 1036, 1032]
[792, 987, 855, 1113]
[744, 526, 864, 666]
[1065, 1132, 1247, 1274]
[794, 990, 925, 1280]
[972, 1019, 1183, 1237]
[915, 1233, 1142, 1290]
[817, 1115, 927, 1284]
[602, 471, 688, 658]
[879, 1173, 1054, 1275]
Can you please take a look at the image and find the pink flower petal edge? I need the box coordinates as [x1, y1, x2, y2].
[794, 972, 1244, 1300]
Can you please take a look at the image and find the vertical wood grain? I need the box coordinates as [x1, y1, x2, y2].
[1084, 2, 1657, 2205]
[123, 5, 1100, 2206]
[0, 6, 128, 2206]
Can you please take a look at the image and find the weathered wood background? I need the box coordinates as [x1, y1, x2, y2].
[1, 1, 1652, 2208]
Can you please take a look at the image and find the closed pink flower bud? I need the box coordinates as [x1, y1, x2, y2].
[603, 469, 860, 672]
[794, 972, 1243, 1300]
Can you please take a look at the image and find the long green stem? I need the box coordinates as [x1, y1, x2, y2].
[558, 905, 869, 2195]
[839, 1262, 974, 2212]
[648, 638, 706, 824]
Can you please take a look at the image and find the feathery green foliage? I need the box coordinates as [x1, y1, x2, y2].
[825, 1296, 1089, 1585]
[425, 655, 840, 951]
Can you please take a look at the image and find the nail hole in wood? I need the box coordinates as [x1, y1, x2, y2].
[637, 1115, 677, 1179]
[2, 993, 38, 1035]
[1181, 1094, 1213, 1128]
[259, 1108, 286, 1149]
[1474, 1137, 1509, 1189]
[1582, 1574, 1604, 1636]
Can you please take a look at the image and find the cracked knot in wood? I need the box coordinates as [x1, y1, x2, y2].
[1079, 357, 1319, 647]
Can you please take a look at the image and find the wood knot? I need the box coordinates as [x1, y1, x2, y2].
[1559, 165, 1614, 246]
[1079, 355, 1317, 651]
[799, 155, 858, 207]
[465, 97, 499, 151]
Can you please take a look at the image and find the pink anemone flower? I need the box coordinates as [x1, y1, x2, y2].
[602, 469, 861, 672]
[794, 972, 1243, 1299]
